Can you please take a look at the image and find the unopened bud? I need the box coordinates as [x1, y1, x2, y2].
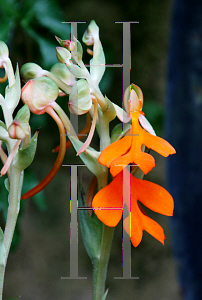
[82, 20, 99, 46]
[8, 104, 31, 140]
[20, 63, 43, 80]
[8, 120, 30, 140]
[55, 36, 76, 51]
[21, 77, 59, 115]
[56, 47, 71, 65]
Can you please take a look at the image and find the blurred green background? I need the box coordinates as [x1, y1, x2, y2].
[0, 0, 181, 299]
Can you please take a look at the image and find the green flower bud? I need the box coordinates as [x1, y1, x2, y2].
[20, 63, 43, 80]
[21, 77, 59, 115]
[56, 47, 71, 65]
[69, 79, 92, 115]
[82, 20, 99, 46]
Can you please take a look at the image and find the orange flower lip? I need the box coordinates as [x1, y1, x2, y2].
[92, 169, 174, 247]
[98, 111, 176, 176]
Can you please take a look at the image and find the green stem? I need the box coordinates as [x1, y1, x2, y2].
[92, 225, 114, 300]
[92, 112, 113, 300]
[0, 166, 23, 300]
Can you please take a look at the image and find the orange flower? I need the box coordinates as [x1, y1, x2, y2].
[99, 88, 176, 176]
[92, 169, 174, 247]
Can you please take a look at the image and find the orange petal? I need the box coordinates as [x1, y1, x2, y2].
[131, 176, 174, 216]
[123, 203, 143, 247]
[139, 206, 165, 245]
[131, 151, 155, 175]
[92, 172, 123, 227]
[98, 136, 132, 168]
[109, 153, 132, 177]
[142, 129, 176, 157]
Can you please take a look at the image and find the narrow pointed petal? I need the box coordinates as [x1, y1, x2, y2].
[98, 136, 132, 167]
[92, 172, 123, 227]
[142, 129, 176, 157]
[139, 206, 165, 245]
[139, 114, 156, 136]
[77, 99, 97, 155]
[1, 140, 21, 176]
[123, 205, 143, 247]
[112, 103, 131, 123]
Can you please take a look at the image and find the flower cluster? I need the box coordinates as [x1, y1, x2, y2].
[18, 21, 175, 248]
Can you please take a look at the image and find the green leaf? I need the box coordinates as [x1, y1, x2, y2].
[14, 104, 30, 123]
[13, 131, 38, 171]
[78, 178, 103, 262]
[5, 65, 21, 112]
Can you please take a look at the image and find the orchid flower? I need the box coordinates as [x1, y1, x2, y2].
[98, 85, 176, 176]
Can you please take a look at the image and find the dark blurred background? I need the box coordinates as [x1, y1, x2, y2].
[0, 0, 186, 299]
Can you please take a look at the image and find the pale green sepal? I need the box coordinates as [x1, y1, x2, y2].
[102, 96, 116, 122]
[67, 64, 88, 79]
[111, 123, 131, 143]
[101, 289, 109, 300]
[78, 179, 102, 261]
[13, 132, 38, 171]
[68, 136, 104, 177]
[90, 43, 105, 85]
[69, 79, 91, 114]
[4, 177, 10, 192]
[0, 121, 9, 143]
[5, 65, 21, 113]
